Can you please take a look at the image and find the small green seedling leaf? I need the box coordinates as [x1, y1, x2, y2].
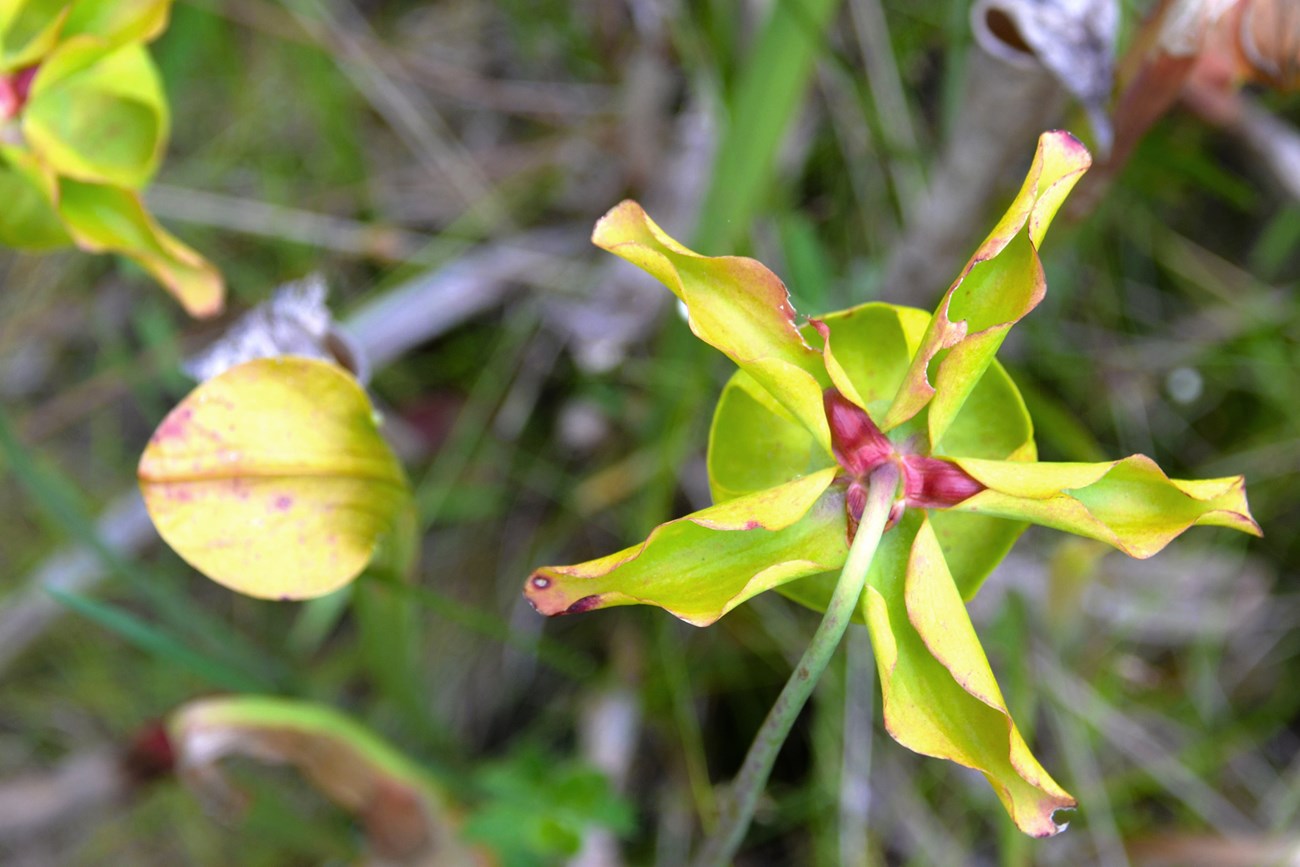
[168, 695, 491, 866]
[465, 747, 635, 864]
[138, 357, 414, 600]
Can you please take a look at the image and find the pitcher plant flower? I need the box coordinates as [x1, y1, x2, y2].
[524, 131, 1259, 839]
[0, 0, 222, 315]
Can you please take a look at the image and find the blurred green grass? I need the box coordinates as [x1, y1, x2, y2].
[0, 1, 1296, 865]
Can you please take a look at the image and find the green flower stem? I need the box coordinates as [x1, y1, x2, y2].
[692, 463, 901, 867]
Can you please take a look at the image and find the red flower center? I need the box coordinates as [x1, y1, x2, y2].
[0, 66, 37, 122]
[823, 388, 984, 538]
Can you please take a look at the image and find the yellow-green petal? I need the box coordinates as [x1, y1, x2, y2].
[525, 468, 843, 626]
[864, 513, 1075, 837]
[593, 200, 832, 454]
[950, 455, 1261, 558]
[0, 0, 70, 71]
[57, 177, 224, 316]
[880, 131, 1091, 446]
[138, 357, 414, 600]
[24, 38, 167, 187]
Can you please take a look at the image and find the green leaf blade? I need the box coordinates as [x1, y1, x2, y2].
[168, 695, 489, 865]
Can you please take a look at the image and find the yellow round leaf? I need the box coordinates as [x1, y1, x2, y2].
[138, 357, 412, 600]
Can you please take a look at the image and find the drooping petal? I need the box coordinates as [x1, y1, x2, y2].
[57, 177, 224, 316]
[593, 200, 831, 454]
[949, 455, 1261, 558]
[138, 357, 414, 599]
[880, 131, 1091, 446]
[169, 695, 490, 866]
[863, 513, 1075, 837]
[525, 468, 844, 626]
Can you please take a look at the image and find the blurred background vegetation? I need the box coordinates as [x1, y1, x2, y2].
[0, 0, 1297, 864]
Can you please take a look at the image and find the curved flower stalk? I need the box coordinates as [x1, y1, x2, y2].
[525, 131, 1260, 837]
[0, 0, 223, 316]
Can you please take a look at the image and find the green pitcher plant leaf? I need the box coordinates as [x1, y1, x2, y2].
[524, 131, 1262, 836]
[168, 695, 492, 866]
[138, 357, 415, 600]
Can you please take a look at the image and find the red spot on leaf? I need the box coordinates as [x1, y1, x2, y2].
[151, 407, 194, 443]
[272, 495, 294, 511]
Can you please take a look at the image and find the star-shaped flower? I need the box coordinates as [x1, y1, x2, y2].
[523, 131, 1259, 835]
[0, 0, 222, 315]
